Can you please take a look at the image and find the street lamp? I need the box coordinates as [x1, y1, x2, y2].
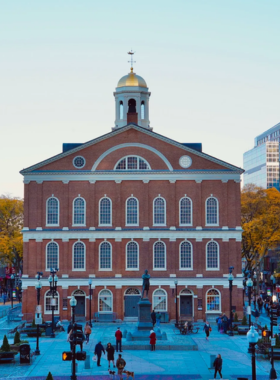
[70, 296, 77, 380]
[242, 270, 247, 308]
[228, 266, 234, 337]
[88, 279, 92, 327]
[34, 272, 43, 355]
[10, 274, 15, 309]
[48, 268, 59, 338]
[246, 275, 253, 326]
[247, 325, 259, 380]
[174, 280, 178, 328]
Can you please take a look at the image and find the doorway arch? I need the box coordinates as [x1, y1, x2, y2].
[124, 288, 141, 318]
[72, 289, 86, 317]
[179, 288, 194, 317]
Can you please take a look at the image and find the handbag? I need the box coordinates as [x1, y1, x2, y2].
[209, 327, 212, 332]
[92, 355, 97, 362]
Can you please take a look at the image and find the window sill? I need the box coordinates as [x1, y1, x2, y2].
[179, 268, 193, 271]
[153, 224, 167, 227]
[99, 224, 112, 227]
[46, 224, 59, 227]
[125, 268, 139, 271]
[205, 224, 219, 227]
[99, 268, 112, 271]
[125, 224, 139, 227]
[153, 268, 167, 271]
[179, 224, 192, 227]
[72, 224, 86, 227]
[72, 268, 86, 271]
[206, 268, 220, 271]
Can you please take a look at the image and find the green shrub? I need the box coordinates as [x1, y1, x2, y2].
[241, 315, 248, 325]
[1, 335, 10, 352]
[234, 313, 238, 322]
[264, 324, 268, 330]
[14, 331, 20, 345]
[46, 372, 54, 380]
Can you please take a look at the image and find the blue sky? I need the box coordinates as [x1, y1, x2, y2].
[1, 1, 280, 197]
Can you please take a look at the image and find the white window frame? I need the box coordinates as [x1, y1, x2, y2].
[152, 288, 167, 312]
[46, 196, 59, 226]
[72, 241, 86, 271]
[206, 240, 220, 271]
[114, 155, 151, 170]
[205, 196, 219, 226]
[206, 288, 221, 313]
[98, 289, 113, 313]
[153, 197, 166, 226]
[46, 241, 59, 271]
[44, 290, 59, 315]
[125, 197, 139, 226]
[72, 196, 86, 226]
[179, 196, 193, 226]
[119, 101, 124, 120]
[125, 241, 139, 271]
[99, 241, 112, 271]
[179, 240, 193, 270]
[141, 101, 145, 119]
[99, 197, 112, 226]
[153, 241, 166, 271]
[179, 289, 194, 317]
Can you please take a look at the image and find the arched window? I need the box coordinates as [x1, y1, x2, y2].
[153, 241, 166, 270]
[44, 290, 59, 314]
[115, 156, 150, 170]
[180, 241, 192, 270]
[141, 101, 145, 119]
[206, 197, 219, 225]
[206, 289, 221, 312]
[99, 197, 112, 226]
[73, 197, 86, 225]
[179, 197, 192, 225]
[153, 289, 167, 311]
[153, 197, 166, 225]
[98, 289, 113, 312]
[46, 242, 59, 270]
[125, 288, 141, 295]
[126, 241, 139, 270]
[206, 241, 219, 270]
[119, 101, 123, 119]
[99, 241, 112, 270]
[128, 98, 136, 113]
[73, 241, 85, 270]
[126, 197, 139, 225]
[46, 197, 59, 225]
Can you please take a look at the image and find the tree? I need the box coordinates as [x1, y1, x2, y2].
[13, 331, 20, 345]
[1, 335, 10, 352]
[46, 372, 54, 380]
[0, 196, 23, 272]
[241, 184, 280, 271]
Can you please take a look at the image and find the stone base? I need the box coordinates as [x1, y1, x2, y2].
[137, 298, 153, 330]
[127, 327, 166, 341]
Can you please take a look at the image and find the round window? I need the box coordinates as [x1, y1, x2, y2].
[73, 156, 86, 169]
[179, 155, 192, 168]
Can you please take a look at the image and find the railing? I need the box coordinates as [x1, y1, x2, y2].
[7, 304, 22, 323]
[94, 312, 117, 322]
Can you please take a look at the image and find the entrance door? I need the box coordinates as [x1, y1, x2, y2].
[124, 295, 141, 317]
[180, 295, 193, 316]
[75, 296, 85, 317]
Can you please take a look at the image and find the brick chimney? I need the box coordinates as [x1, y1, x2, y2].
[127, 112, 138, 125]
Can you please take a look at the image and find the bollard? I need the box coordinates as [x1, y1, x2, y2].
[84, 354, 90, 369]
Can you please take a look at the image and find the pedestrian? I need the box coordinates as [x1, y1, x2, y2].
[222, 313, 228, 333]
[67, 322, 73, 334]
[67, 329, 73, 350]
[56, 320, 65, 332]
[116, 353, 126, 380]
[254, 308, 260, 323]
[151, 309, 156, 327]
[213, 354, 223, 379]
[115, 327, 123, 352]
[156, 311, 161, 327]
[84, 322, 92, 344]
[3, 294, 6, 305]
[149, 329, 156, 351]
[203, 320, 211, 340]
[106, 342, 115, 369]
[257, 296, 263, 313]
[253, 295, 256, 311]
[94, 341, 105, 367]
[217, 315, 222, 332]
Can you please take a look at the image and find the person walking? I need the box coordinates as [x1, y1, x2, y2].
[217, 315, 222, 332]
[106, 342, 115, 369]
[213, 354, 223, 379]
[203, 321, 211, 341]
[84, 322, 92, 344]
[116, 353, 126, 380]
[94, 341, 105, 367]
[257, 296, 263, 313]
[254, 308, 260, 323]
[149, 329, 156, 351]
[3, 293, 6, 305]
[151, 310, 156, 327]
[67, 322, 73, 334]
[156, 311, 161, 327]
[222, 313, 228, 333]
[115, 327, 123, 352]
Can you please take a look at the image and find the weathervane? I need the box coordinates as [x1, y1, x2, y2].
[128, 50, 136, 72]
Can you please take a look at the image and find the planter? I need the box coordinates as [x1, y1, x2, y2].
[10, 343, 28, 352]
[0, 351, 18, 363]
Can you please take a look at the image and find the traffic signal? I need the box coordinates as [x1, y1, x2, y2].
[62, 351, 72, 361]
[262, 330, 271, 338]
[76, 351, 87, 361]
[271, 308, 278, 326]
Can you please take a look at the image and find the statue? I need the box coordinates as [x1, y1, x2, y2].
[141, 269, 150, 299]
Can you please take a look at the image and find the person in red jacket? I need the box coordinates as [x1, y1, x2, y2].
[115, 327, 123, 352]
[149, 329, 156, 351]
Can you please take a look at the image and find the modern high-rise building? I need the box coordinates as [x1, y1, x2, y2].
[243, 122, 280, 190]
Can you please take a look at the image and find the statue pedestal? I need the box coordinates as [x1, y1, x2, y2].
[137, 298, 153, 330]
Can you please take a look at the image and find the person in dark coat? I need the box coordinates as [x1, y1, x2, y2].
[115, 327, 123, 352]
[149, 329, 156, 351]
[67, 322, 73, 334]
[213, 354, 222, 378]
[106, 342, 115, 369]
[94, 341, 105, 367]
[203, 321, 211, 340]
[151, 310, 156, 327]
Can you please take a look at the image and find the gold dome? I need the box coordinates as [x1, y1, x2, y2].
[117, 69, 147, 88]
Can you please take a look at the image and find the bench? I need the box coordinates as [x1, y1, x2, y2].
[256, 343, 269, 355]
[269, 349, 280, 359]
[238, 326, 250, 335]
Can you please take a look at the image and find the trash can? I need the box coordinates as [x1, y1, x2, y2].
[84, 354, 90, 369]
[20, 344, 31, 364]
[210, 354, 216, 368]
[45, 322, 52, 337]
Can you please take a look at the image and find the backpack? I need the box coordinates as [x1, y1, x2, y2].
[118, 358, 125, 369]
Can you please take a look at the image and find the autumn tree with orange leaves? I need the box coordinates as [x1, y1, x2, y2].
[242, 184, 280, 271]
[0, 196, 23, 272]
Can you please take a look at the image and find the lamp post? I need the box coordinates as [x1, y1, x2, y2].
[242, 270, 247, 308]
[70, 296, 77, 380]
[34, 272, 43, 355]
[10, 274, 15, 309]
[253, 273, 257, 310]
[174, 280, 178, 327]
[246, 275, 253, 326]
[48, 268, 59, 338]
[247, 325, 259, 380]
[228, 266, 234, 336]
[88, 279, 92, 327]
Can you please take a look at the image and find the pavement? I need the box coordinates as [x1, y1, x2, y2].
[0, 303, 278, 380]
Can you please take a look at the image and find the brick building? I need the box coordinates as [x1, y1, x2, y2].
[20, 66, 244, 322]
